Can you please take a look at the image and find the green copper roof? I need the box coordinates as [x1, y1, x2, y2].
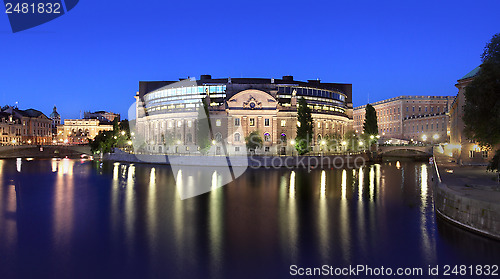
[460, 66, 480, 80]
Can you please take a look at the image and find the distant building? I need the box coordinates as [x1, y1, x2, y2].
[135, 75, 353, 155]
[84, 111, 120, 123]
[49, 105, 61, 138]
[448, 66, 497, 165]
[58, 119, 113, 144]
[0, 112, 22, 145]
[0, 106, 52, 145]
[353, 95, 454, 143]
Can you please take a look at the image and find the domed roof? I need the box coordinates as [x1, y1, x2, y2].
[50, 105, 60, 119]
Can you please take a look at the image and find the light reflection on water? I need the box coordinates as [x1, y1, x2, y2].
[0, 159, 499, 278]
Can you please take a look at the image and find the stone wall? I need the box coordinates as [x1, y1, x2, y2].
[434, 182, 500, 240]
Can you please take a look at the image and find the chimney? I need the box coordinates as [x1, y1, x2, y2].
[200, 75, 212, 80]
[282, 75, 293, 82]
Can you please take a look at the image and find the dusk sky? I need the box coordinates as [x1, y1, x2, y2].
[1, 0, 499, 120]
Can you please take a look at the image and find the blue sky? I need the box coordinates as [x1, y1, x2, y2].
[1, 0, 499, 119]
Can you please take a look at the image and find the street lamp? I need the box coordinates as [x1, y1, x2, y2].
[370, 135, 375, 140]
[127, 140, 132, 145]
[121, 131, 126, 136]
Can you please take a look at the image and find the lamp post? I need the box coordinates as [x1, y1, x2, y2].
[290, 139, 296, 156]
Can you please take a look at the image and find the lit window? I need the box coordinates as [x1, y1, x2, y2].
[280, 120, 286, 127]
[187, 121, 192, 128]
[317, 122, 321, 128]
[249, 118, 255, 126]
[482, 150, 488, 158]
[264, 133, 271, 142]
[216, 119, 221, 127]
[469, 150, 474, 158]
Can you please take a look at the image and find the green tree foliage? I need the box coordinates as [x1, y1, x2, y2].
[89, 119, 131, 154]
[326, 133, 342, 152]
[363, 104, 378, 137]
[245, 130, 263, 152]
[487, 150, 500, 173]
[463, 33, 500, 172]
[196, 97, 212, 154]
[295, 97, 313, 155]
[344, 130, 360, 152]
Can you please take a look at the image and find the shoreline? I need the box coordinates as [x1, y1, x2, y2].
[433, 155, 500, 241]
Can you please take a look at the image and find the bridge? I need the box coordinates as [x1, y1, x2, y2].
[0, 145, 92, 159]
[378, 145, 433, 157]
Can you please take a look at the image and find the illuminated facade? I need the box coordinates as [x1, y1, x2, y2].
[449, 67, 498, 164]
[135, 75, 353, 155]
[0, 106, 52, 145]
[353, 95, 454, 143]
[58, 119, 113, 144]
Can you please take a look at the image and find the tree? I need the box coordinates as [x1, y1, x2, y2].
[245, 130, 263, 152]
[295, 97, 313, 155]
[363, 104, 378, 138]
[463, 33, 500, 171]
[196, 97, 212, 154]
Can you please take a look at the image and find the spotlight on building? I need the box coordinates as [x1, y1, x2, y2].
[370, 135, 374, 140]
[27, 140, 31, 144]
[127, 140, 132, 145]
[290, 139, 296, 145]
[376, 135, 380, 139]
[422, 135, 427, 141]
[359, 141, 364, 146]
[320, 140, 326, 145]
[121, 131, 126, 136]
[176, 140, 181, 145]
[12, 139, 17, 145]
[433, 134, 439, 140]
[212, 140, 216, 145]
[341, 141, 347, 146]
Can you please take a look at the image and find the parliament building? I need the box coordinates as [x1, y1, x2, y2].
[134, 75, 353, 155]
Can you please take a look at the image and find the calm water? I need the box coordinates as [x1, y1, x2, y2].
[0, 158, 499, 279]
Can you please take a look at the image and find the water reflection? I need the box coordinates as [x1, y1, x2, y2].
[0, 159, 499, 278]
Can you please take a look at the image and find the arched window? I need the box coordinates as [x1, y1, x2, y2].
[215, 132, 223, 142]
[317, 134, 322, 142]
[186, 133, 193, 143]
[264, 133, 271, 142]
[280, 133, 287, 144]
[234, 132, 241, 142]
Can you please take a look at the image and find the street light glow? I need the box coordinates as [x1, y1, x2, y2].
[422, 135, 427, 141]
[433, 134, 439, 140]
[290, 139, 296, 145]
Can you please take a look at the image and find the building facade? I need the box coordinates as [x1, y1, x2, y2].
[448, 66, 497, 164]
[0, 106, 52, 145]
[58, 119, 114, 144]
[0, 112, 23, 145]
[84, 111, 120, 123]
[353, 95, 454, 143]
[134, 75, 353, 155]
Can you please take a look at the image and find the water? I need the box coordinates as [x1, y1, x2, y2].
[0, 158, 499, 279]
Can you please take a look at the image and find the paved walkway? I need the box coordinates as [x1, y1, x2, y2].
[435, 153, 500, 203]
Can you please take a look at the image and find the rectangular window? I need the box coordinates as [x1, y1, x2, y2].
[482, 150, 488, 158]
[280, 120, 286, 127]
[265, 146, 270, 152]
[216, 119, 221, 127]
[264, 118, 270, 127]
[249, 118, 255, 126]
[234, 118, 240, 126]
[469, 150, 474, 158]
[235, 147, 240, 152]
